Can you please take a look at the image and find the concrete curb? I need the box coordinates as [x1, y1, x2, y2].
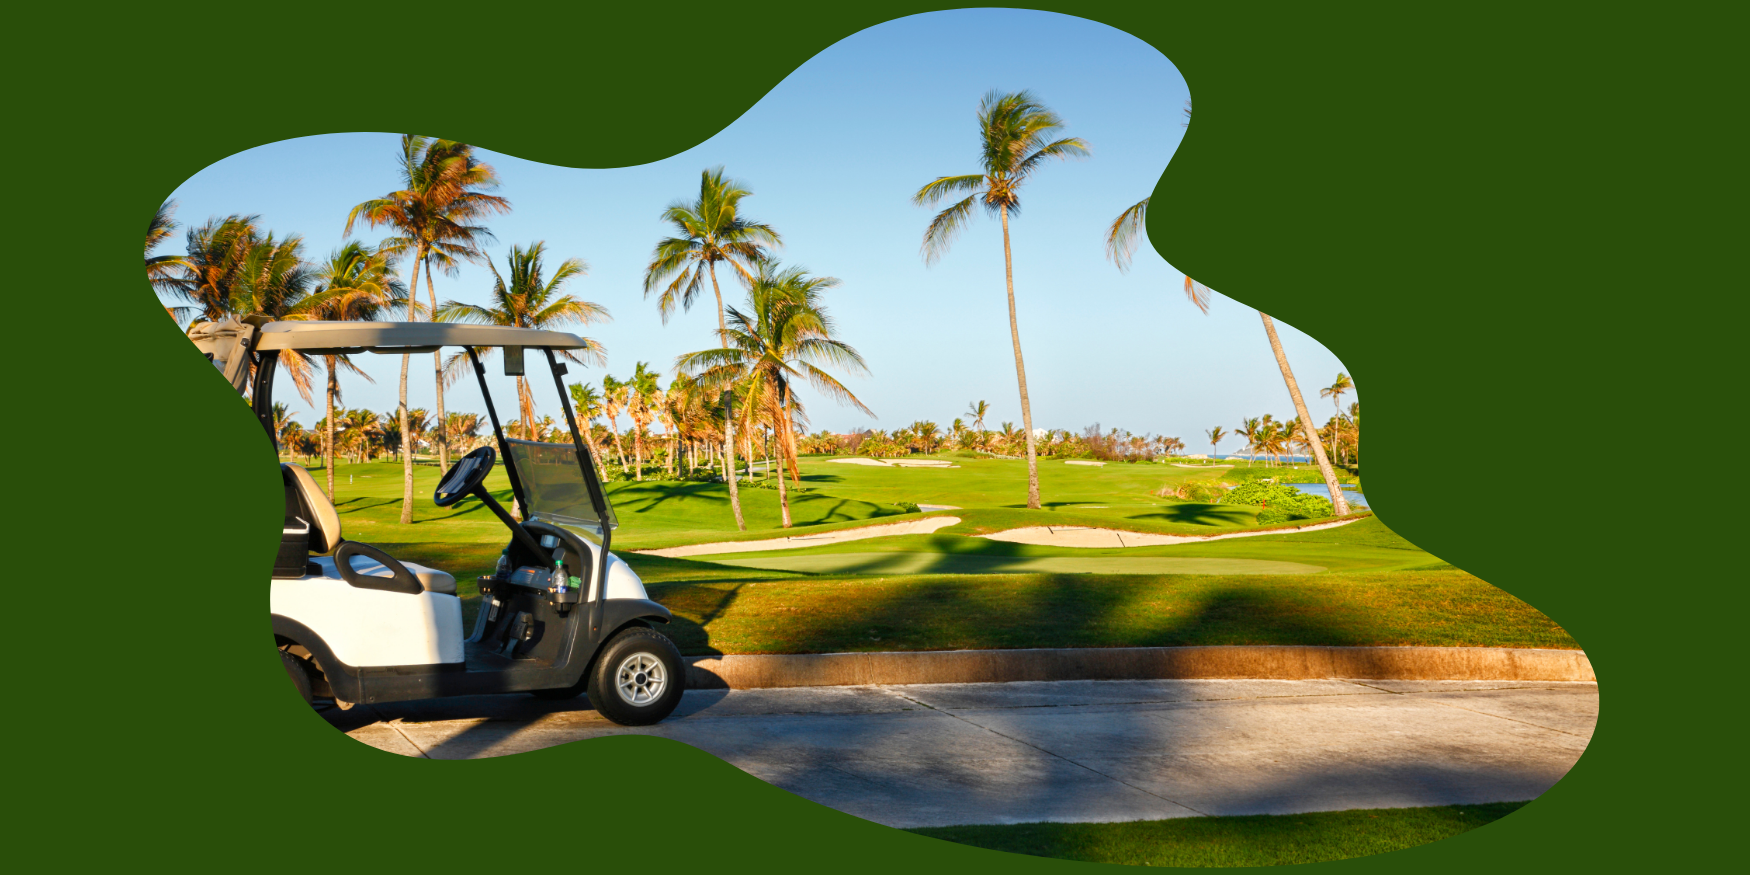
[685, 646, 1594, 689]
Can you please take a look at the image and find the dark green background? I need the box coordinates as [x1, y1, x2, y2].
[11, 1, 1730, 870]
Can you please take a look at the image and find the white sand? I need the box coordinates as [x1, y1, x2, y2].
[980, 516, 1363, 548]
[827, 458, 893, 466]
[1064, 460, 1106, 466]
[637, 516, 962, 558]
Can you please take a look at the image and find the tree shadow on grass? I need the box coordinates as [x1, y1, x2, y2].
[1135, 504, 1255, 527]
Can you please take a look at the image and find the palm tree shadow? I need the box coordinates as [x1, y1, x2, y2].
[1135, 503, 1255, 527]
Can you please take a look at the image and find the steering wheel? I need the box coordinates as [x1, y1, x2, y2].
[434, 446, 496, 507]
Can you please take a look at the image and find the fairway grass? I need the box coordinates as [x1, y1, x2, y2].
[640, 569, 1579, 656]
[702, 553, 1327, 575]
[908, 801, 1528, 867]
[293, 459, 1574, 658]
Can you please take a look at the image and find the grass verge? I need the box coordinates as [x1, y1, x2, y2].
[908, 801, 1526, 867]
[638, 569, 1579, 656]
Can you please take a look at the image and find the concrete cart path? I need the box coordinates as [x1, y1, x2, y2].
[332, 678, 1596, 828]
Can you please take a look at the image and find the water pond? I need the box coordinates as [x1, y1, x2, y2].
[1289, 482, 1369, 509]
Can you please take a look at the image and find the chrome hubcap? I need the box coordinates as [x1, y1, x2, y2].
[615, 652, 666, 706]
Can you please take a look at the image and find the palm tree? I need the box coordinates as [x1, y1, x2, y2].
[1205, 425, 1227, 459]
[1259, 315, 1350, 513]
[179, 214, 260, 324]
[436, 242, 609, 445]
[147, 201, 193, 321]
[346, 135, 512, 523]
[1235, 417, 1262, 466]
[625, 362, 662, 481]
[308, 241, 403, 498]
[677, 263, 871, 527]
[643, 167, 781, 531]
[568, 382, 610, 480]
[600, 375, 631, 473]
[1104, 103, 1209, 313]
[915, 90, 1088, 509]
[965, 400, 990, 433]
[227, 231, 324, 406]
[1320, 373, 1353, 467]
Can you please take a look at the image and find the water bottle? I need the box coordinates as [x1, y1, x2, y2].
[550, 548, 569, 594]
[494, 547, 511, 580]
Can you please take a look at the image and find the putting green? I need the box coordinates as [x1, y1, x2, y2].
[698, 552, 1325, 576]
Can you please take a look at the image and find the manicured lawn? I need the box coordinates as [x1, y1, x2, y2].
[909, 802, 1527, 867]
[638, 569, 1579, 656]
[290, 459, 1570, 658]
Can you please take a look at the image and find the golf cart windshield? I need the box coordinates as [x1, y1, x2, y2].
[505, 439, 618, 534]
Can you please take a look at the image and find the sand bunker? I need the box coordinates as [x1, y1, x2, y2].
[1064, 460, 1106, 466]
[706, 552, 1324, 576]
[637, 516, 962, 558]
[825, 458, 956, 468]
[981, 516, 1363, 548]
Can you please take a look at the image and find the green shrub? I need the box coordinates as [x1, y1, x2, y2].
[893, 502, 922, 514]
[1257, 507, 1291, 525]
[1221, 482, 1332, 521]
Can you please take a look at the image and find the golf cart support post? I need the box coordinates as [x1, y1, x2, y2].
[205, 319, 682, 720]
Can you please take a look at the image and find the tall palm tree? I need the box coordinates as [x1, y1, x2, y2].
[1320, 372, 1354, 467]
[437, 241, 608, 444]
[677, 263, 871, 528]
[308, 241, 403, 498]
[568, 382, 610, 480]
[1205, 425, 1227, 459]
[965, 400, 990, 433]
[179, 214, 260, 324]
[346, 135, 511, 523]
[625, 362, 662, 482]
[1260, 315, 1350, 513]
[1235, 417, 1262, 467]
[643, 167, 781, 531]
[915, 90, 1088, 510]
[227, 231, 324, 406]
[600, 374, 631, 473]
[1105, 196, 1211, 313]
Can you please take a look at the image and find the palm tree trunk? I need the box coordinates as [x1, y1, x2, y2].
[1259, 313, 1350, 516]
[999, 206, 1041, 510]
[707, 264, 745, 531]
[425, 259, 449, 474]
[325, 358, 337, 500]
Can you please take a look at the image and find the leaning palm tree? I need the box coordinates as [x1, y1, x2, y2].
[676, 263, 872, 528]
[1205, 426, 1227, 459]
[1105, 103, 1209, 312]
[436, 242, 609, 444]
[346, 135, 511, 522]
[1320, 373, 1354, 467]
[1259, 316, 1350, 513]
[1234, 417, 1262, 466]
[643, 167, 781, 531]
[915, 90, 1088, 510]
[600, 374, 631, 473]
[308, 241, 403, 498]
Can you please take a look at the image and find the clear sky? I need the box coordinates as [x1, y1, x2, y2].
[164, 8, 1354, 447]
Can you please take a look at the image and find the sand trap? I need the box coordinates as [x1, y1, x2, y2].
[827, 458, 893, 466]
[637, 516, 962, 558]
[980, 516, 1363, 548]
[706, 552, 1323, 576]
[1064, 460, 1106, 466]
[1172, 463, 1234, 468]
[823, 458, 956, 468]
[917, 504, 961, 511]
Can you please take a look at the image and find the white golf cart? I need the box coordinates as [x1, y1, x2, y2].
[193, 317, 685, 725]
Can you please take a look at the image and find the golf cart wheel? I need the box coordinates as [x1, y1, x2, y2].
[586, 627, 685, 726]
[281, 648, 313, 706]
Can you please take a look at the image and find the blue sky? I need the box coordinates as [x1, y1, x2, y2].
[164, 8, 1354, 447]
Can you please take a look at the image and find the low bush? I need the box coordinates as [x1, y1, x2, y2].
[1221, 481, 1333, 520]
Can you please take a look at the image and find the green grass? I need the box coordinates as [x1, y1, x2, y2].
[908, 802, 1527, 867]
[289, 457, 1572, 657]
[637, 568, 1578, 656]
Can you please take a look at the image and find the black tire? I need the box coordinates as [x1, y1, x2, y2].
[585, 627, 686, 726]
[281, 648, 313, 706]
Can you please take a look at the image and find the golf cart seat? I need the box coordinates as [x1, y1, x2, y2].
[282, 464, 457, 595]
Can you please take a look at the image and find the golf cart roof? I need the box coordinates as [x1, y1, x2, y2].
[253, 321, 593, 353]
